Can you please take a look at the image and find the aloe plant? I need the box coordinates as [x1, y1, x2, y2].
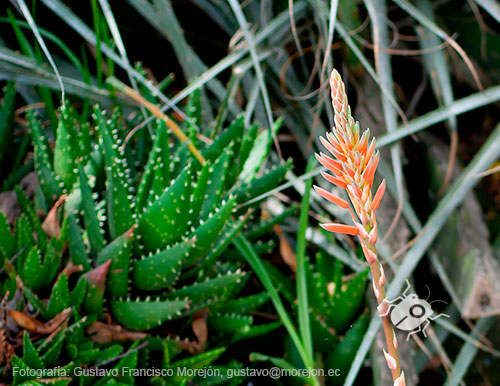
[0, 83, 293, 384]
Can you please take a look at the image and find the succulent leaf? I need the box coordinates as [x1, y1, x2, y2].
[96, 226, 135, 297]
[67, 213, 91, 271]
[133, 237, 195, 291]
[28, 110, 63, 202]
[111, 298, 189, 330]
[208, 313, 253, 334]
[46, 274, 70, 319]
[199, 148, 231, 221]
[0, 82, 16, 170]
[186, 196, 237, 266]
[203, 116, 244, 162]
[138, 164, 192, 250]
[78, 164, 105, 255]
[164, 270, 247, 307]
[53, 110, 78, 188]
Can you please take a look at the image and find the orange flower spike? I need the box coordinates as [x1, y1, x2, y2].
[317, 69, 404, 386]
[320, 223, 359, 236]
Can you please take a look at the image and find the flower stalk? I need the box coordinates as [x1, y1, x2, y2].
[315, 69, 405, 386]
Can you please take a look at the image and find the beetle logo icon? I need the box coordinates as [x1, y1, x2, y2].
[382, 280, 449, 341]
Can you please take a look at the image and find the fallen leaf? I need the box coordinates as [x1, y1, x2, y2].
[8, 308, 71, 335]
[42, 194, 67, 238]
[0, 329, 6, 366]
[86, 321, 147, 343]
[191, 309, 208, 353]
[59, 261, 83, 281]
[274, 224, 297, 272]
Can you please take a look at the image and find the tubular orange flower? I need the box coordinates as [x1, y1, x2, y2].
[320, 171, 348, 189]
[313, 186, 350, 209]
[315, 69, 404, 386]
[320, 223, 359, 235]
[372, 179, 387, 211]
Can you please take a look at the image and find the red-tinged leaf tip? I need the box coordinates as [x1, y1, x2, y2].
[371, 179, 386, 211]
[313, 185, 349, 209]
[320, 223, 359, 235]
[321, 171, 348, 188]
[84, 260, 112, 288]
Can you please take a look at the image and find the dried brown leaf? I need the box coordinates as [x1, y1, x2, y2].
[274, 224, 296, 272]
[86, 321, 147, 343]
[42, 194, 67, 238]
[191, 309, 208, 353]
[7, 308, 71, 335]
[59, 261, 83, 281]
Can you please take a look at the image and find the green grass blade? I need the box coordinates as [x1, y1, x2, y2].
[14, 0, 65, 104]
[228, 0, 276, 145]
[416, 0, 456, 130]
[364, 0, 405, 228]
[133, 1, 309, 132]
[295, 158, 315, 363]
[394, 0, 482, 89]
[233, 234, 319, 386]
[335, 21, 406, 123]
[443, 317, 495, 386]
[98, 0, 149, 124]
[39, 0, 192, 123]
[473, 0, 500, 26]
[377, 84, 500, 148]
[1, 17, 87, 81]
[0, 47, 119, 102]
